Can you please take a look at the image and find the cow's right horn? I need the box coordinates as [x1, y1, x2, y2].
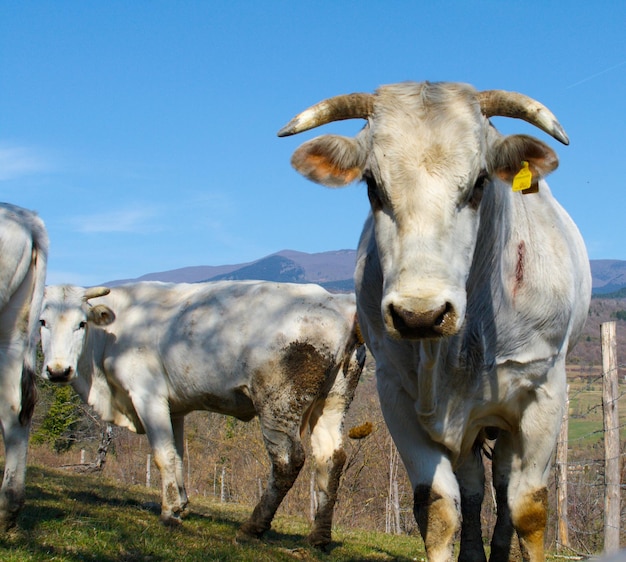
[277, 93, 374, 137]
[83, 286, 110, 301]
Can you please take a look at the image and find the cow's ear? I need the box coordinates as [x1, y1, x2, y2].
[89, 304, 116, 326]
[291, 135, 364, 187]
[489, 134, 559, 183]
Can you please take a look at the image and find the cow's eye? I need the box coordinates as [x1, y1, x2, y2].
[39, 319, 46, 328]
[366, 175, 383, 211]
[468, 171, 488, 209]
[78, 321, 87, 329]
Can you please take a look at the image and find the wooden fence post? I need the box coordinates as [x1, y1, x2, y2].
[601, 321, 620, 555]
[310, 470, 317, 522]
[556, 385, 569, 550]
[220, 466, 227, 503]
[146, 454, 152, 488]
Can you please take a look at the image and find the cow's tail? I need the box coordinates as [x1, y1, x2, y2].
[343, 314, 372, 439]
[338, 313, 366, 406]
[19, 216, 49, 426]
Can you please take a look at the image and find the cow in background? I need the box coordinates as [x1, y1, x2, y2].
[279, 81, 591, 561]
[0, 203, 48, 529]
[39, 280, 365, 547]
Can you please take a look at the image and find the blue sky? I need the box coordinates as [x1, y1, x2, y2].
[1, 2, 625, 286]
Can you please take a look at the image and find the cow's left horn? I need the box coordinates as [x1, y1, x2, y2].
[83, 286, 110, 301]
[277, 93, 374, 137]
[477, 90, 569, 145]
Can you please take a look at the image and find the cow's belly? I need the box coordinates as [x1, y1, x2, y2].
[169, 386, 257, 421]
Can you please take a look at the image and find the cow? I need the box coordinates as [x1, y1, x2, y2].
[38, 280, 365, 547]
[278, 81, 591, 561]
[0, 203, 48, 529]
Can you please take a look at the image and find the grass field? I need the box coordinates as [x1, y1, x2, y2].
[566, 369, 626, 449]
[1, 464, 601, 561]
[1, 465, 425, 562]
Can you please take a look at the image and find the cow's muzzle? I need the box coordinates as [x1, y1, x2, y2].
[387, 301, 458, 339]
[45, 366, 74, 384]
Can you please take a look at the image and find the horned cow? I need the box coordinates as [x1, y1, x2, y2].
[39, 280, 365, 547]
[279, 81, 591, 561]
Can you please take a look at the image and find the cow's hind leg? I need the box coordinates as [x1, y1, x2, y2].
[490, 431, 523, 562]
[306, 345, 363, 548]
[238, 418, 305, 540]
[0, 413, 29, 530]
[456, 441, 487, 562]
[0, 354, 31, 530]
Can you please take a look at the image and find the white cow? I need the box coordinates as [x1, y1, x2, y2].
[0, 203, 48, 529]
[39, 280, 365, 547]
[279, 81, 591, 561]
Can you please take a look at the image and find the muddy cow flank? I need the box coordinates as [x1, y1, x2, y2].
[39, 280, 365, 547]
[279, 81, 591, 561]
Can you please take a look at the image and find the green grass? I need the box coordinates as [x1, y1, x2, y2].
[567, 376, 626, 448]
[1, 465, 424, 561]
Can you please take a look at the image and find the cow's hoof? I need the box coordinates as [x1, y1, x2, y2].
[0, 515, 17, 532]
[234, 528, 262, 545]
[160, 513, 183, 527]
[307, 531, 331, 551]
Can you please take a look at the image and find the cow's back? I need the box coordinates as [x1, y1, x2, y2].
[99, 281, 358, 418]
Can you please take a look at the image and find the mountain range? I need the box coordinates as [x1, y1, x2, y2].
[109, 250, 626, 297]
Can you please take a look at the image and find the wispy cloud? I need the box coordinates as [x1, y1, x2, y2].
[0, 144, 50, 180]
[68, 206, 163, 234]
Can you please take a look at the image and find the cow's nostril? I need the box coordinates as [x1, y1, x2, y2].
[389, 302, 456, 339]
[433, 302, 453, 327]
[46, 366, 73, 382]
[391, 303, 447, 331]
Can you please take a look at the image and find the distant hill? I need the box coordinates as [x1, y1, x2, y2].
[590, 260, 626, 294]
[108, 251, 626, 297]
[108, 249, 358, 292]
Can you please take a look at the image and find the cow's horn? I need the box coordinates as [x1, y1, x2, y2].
[277, 93, 374, 137]
[477, 90, 569, 145]
[83, 286, 110, 301]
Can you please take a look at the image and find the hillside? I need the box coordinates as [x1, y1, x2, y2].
[590, 259, 626, 294]
[108, 249, 358, 291]
[108, 250, 625, 297]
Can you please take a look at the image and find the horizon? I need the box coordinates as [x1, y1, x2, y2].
[102, 248, 625, 293]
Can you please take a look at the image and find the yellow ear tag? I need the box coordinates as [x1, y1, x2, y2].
[512, 161, 532, 192]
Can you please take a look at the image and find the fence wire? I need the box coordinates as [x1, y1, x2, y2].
[553, 345, 625, 554]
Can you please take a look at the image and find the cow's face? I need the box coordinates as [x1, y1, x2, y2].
[39, 285, 115, 383]
[280, 82, 565, 340]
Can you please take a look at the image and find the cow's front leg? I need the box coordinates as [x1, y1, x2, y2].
[132, 394, 185, 525]
[377, 371, 460, 562]
[171, 415, 189, 517]
[491, 367, 565, 562]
